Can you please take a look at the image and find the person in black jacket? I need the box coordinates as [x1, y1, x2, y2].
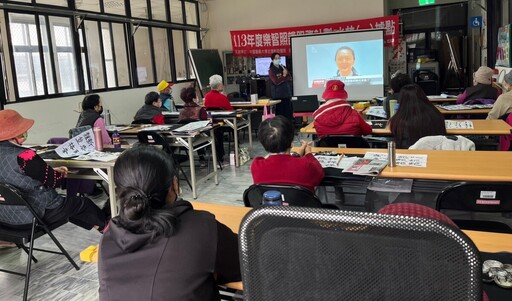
[99, 145, 241, 301]
[268, 52, 293, 120]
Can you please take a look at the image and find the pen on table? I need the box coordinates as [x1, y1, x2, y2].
[336, 153, 344, 165]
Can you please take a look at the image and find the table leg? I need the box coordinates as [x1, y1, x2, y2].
[106, 166, 117, 217]
[188, 137, 197, 199]
[210, 128, 219, 185]
[234, 118, 240, 167]
[248, 116, 253, 151]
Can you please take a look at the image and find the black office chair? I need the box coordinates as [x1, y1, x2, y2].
[137, 131, 192, 190]
[413, 69, 439, 95]
[0, 183, 80, 301]
[316, 135, 370, 148]
[239, 206, 482, 301]
[243, 183, 338, 209]
[132, 119, 154, 125]
[436, 182, 512, 233]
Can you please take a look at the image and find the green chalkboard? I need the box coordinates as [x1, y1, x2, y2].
[188, 49, 224, 90]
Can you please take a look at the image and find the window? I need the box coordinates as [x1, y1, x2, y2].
[130, 0, 149, 19]
[152, 27, 172, 81]
[1, 0, 201, 102]
[151, 0, 168, 21]
[76, 0, 101, 12]
[170, 0, 183, 24]
[184, 1, 198, 25]
[172, 30, 186, 80]
[133, 26, 155, 84]
[83, 20, 106, 90]
[8, 12, 78, 98]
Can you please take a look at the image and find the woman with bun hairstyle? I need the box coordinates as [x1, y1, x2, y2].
[98, 145, 240, 301]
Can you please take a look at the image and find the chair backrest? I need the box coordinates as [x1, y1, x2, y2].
[436, 182, 512, 213]
[243, 184, 323, 209]
[499, 113, 512, 151]
[0, 183, 44, 225]
[0, 183, 27, 207]
[137, 130, 172, 153]
[316, 135, 370, 148]
[409, 135, 475, 151]
[132, 119, 154, 125]
[69, 125, 92, 138]
[239, 207, 482, 301]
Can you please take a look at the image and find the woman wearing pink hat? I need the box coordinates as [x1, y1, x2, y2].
[312, 80, 372, 138]
[0, 110, 108, 232]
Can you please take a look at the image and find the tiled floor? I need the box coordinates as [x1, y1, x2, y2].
[0, 134, 265, 301]
[0, 131, 511, 300]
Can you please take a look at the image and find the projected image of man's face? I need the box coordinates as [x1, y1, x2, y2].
[335, 49, 355, 76]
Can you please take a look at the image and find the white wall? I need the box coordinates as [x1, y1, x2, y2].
[200, 0, 385, 51]
[6, 82, 192, 144]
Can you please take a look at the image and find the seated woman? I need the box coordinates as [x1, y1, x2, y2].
[98, 145, 240, 300]
[133, 92, 165, 124]
[457, 66, 499, 104]
[204, 74, 234, 110]
[0, 110, 108, 231]
[178, 86, 207, 123]
[488, 70, 512, 119]
[76, 94, 112, 144]
[383, 73, 412, 118]
[313, 80, 372, 138]
[389, 84, 447, 149]
[251, 116, 324, 192]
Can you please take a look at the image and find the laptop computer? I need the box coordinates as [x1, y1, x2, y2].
[292, 95, 320, 113]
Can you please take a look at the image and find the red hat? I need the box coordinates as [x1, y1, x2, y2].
[378, 203, 457, 228]
[0, 110, 34, 141]
[322, 80, 348, 100]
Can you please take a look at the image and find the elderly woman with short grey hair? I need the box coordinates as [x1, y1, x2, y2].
[204, 74, 233, 111]
[487, 70, 512, 119]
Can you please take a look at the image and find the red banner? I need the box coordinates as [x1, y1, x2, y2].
[230, 15, 399, 57]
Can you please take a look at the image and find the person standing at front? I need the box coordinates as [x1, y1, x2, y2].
[268, 52, 293, 120]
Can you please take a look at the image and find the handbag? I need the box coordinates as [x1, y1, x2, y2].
[262, 105, 275, 121]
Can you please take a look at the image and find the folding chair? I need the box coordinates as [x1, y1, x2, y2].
[137, 131, 193, 190]
[436, 182, 512, 233]
[0, 183, 79, 301]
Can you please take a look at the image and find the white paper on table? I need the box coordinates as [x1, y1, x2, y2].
[365, 106, 387, 118]
[172, 120, 211, 132]
[55, 129, 95, 158]
[445, 120, 474, 129]
[314, 155, 360, 169]
[364, 152, 428, 167]
[72, 151, 120, 162]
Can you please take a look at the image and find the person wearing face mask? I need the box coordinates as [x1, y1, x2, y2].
[268, 52, 293, 120]
[75, 94, 112, 145]
[133, 92, 165, 124]
[487, 70, 512, 119]
[0, 109, 109, 232]
[157, 80, 176, 112]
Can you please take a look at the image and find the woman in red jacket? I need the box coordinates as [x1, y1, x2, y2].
[313, 80, 372, 138]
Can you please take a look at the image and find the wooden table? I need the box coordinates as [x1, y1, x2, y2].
[191, 201, 512, 291]
[300, 119, 512, 136]
[437, 106, 491, 115]
[230, 100, 281, 109]
[428, 97, 458, 103]
[292, 147, 512, 182]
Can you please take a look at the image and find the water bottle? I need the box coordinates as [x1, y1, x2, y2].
[104, 109, 111, 126]
[93, 127, 103, 151]
[262, 190, 283, 206]
[389, 99, 397, 118]
[112, 130, 121, 148]
[387, 141, 396, 167]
